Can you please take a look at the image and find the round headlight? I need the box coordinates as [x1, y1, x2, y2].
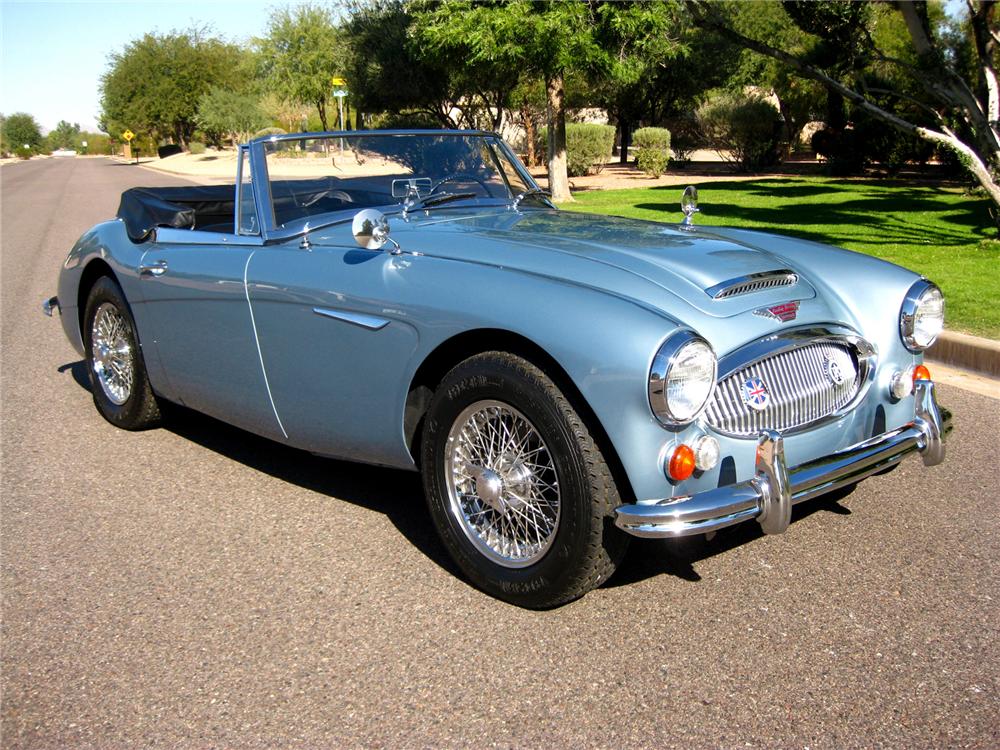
[900, 280, 944, 351]
[649, 332, 717, 425]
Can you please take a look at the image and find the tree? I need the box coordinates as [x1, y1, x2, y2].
[412, 0, 533, 131]
[343, 1, 460, 128]
[408, 1, 603, 202]
[48, 120, 81, 150]
[1, 112, 43, 154]
[587, 1, 688, 164]
[100, 28, 245, 147]
[690, 0, 1000, 228]
[256, 4, 345, 131]
[197, 88, 269, 146]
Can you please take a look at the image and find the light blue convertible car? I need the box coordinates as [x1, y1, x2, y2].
[45, 130, 950, 607]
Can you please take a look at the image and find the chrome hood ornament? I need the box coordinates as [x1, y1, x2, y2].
[680, 185, 699, 230]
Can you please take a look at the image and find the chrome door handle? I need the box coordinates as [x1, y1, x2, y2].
[139, 260, 168, 276]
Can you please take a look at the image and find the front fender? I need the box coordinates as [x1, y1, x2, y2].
[393, 254, 688, 503]
[56, 220, 166, 386]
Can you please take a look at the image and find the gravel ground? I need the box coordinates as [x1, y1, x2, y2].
[2, 157, 998, 748]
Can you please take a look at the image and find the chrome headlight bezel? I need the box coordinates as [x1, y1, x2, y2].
[648, 331, 718, 426]
[899, 279, 945, 352]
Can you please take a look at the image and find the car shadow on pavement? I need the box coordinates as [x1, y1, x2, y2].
[59, 359, 855, 593]
[58, 360, 456, 577]
[606, 489, 854, 587]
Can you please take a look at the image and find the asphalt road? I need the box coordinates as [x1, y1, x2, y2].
[2, 157, 998, 748]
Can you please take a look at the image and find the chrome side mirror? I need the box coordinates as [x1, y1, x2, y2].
[680, 185, 699, 229]
[352, 208, 400, 253]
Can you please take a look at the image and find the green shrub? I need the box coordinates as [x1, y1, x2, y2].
[367, 111, 442, 130]
[189, 141, 207, 155]
[254, 127, 287, 139]
[696, 93, 783, 172]
[567, 123, 614, 176]
[633, 127, 671, 176]
[76, 132, 110, 155]
[541, 123, 615, 177]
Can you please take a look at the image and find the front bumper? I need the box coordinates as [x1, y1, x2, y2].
[614, 380, 950, 538]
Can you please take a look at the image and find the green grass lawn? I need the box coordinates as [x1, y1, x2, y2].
[564, 177, 999, 339]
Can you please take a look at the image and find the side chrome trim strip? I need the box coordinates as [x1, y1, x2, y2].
[312, 307, 390, 331]
[243, 252, 288, 439]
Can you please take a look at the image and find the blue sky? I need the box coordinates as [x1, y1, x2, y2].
[1, 1, 279, 132]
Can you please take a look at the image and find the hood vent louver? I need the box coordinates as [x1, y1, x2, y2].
[706, 270, 798, 300]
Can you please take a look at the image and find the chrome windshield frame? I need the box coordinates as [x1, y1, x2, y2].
[248, 130, 547, 244]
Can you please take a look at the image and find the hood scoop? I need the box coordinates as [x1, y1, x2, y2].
[705, 270, 798, 300]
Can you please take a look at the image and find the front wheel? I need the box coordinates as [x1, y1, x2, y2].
[82, 275, 162, 430]
[420, 352, 628, 608]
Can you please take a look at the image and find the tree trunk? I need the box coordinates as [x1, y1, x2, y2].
[317, 100, 329, 132]
[545, 73, 572, 202]
[522, 105, 538, 167]
[619, 118, 632, 166]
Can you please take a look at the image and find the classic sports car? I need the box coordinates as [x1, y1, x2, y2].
[45, 130, 950, 608]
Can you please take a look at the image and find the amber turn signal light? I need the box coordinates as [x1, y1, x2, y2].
[668, 444, 697, 481]
[913, 364, 931, 384]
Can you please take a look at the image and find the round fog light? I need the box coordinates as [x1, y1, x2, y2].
[693, 435, 720, 471]
[890, 367, 914, 400]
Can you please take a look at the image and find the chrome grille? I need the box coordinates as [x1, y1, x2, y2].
[705, 341, 863, 436]
[708, 271, 798, 299]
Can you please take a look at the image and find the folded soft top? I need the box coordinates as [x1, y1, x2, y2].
[116, 185, 235, 241]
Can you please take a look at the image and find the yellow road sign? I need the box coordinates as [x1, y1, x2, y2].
[331, 76, 346, 86]
[122, 130, 135, 142]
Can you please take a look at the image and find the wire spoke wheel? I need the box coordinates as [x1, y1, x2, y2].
[445, 400, 561, 568]
[90, 302, 134, 406]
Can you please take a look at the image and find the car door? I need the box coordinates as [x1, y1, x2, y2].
[136, 235, 286, 441]
[135, 150, 285, 441]
[245, 237, 421, 468]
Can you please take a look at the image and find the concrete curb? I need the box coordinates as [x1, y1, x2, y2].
[927, 330, 1000, 377]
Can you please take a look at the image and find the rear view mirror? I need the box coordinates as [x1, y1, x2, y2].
[391, 178, 431, 199]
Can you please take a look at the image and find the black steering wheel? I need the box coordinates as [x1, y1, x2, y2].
[430, 172, 493, 196]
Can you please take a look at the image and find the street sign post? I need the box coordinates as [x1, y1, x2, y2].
[333, 89, 348, 131]
[121, 130, 135, 161]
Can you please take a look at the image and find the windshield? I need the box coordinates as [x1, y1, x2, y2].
[261, 133, 539, 230]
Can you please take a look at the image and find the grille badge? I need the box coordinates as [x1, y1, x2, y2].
[741, 376, 770, 411]
[823, 355, 846, 385]
[753, 300, 799, 322]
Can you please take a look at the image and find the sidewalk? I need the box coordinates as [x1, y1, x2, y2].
[927, 330, 1000, 378]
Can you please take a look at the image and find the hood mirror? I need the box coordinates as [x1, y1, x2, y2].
[680, 185, 699, 229]
[352, 208, 401, 254]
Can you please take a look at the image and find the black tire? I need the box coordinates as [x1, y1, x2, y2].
[420, 352, 629, 608]
[82, 276, 162, 430]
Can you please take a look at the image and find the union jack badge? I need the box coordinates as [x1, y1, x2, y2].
[742, 376, 770, 411]
[753, 300, 799, 322]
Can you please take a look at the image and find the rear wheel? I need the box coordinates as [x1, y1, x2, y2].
[421, 352, 628, 608]
[82, 276, 161, 430]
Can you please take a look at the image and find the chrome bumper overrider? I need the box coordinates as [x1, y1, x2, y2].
[615, 380, 951, 539]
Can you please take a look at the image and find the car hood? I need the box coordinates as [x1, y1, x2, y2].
[309, 207, 862, 332]
[399, 208, 817, 317]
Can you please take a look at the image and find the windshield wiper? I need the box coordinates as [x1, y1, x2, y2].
[512, 188, 552, 210]
[414, 192, 478, 210]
